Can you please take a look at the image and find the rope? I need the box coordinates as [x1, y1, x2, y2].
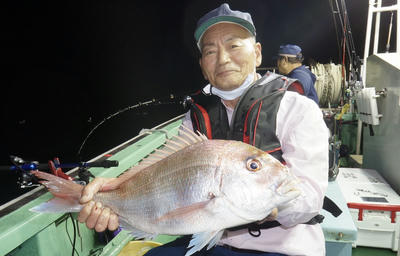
[311, 62, 344, 107]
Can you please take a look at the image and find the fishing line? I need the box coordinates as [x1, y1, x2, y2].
[77, 94, 187, 160]
[328, 0, 342, 61]
[66, 213, 80, 256]
[76, 219, 83, 253]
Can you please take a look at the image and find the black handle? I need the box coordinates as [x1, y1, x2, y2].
[85, 160, 119, 168]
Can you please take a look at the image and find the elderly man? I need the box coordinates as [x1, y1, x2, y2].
[276, 44, 319, 104]
[78, 4, 329, 256]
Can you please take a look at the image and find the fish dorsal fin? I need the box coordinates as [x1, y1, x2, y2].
[139, 125, 207, 166]
[108, 126, 207, 187]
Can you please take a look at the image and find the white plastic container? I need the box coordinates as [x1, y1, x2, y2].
[337, 168, 400, 251]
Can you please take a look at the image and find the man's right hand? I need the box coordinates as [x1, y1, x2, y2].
[78, 177, 120, 232]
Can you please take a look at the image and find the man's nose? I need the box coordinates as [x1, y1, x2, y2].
[217, 48, 230, 64]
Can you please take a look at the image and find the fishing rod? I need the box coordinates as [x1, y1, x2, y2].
[386, 11, 394, 53]
[3, 92, 192, 188]
[330, 0, 362, 78]
[76, 92, 192, 159]
[329, 0, 363, 107]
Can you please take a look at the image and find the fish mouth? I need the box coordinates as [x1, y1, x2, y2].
[275, 176, 300, 196]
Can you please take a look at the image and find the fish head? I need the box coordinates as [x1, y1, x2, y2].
[217, 141, 300, 222]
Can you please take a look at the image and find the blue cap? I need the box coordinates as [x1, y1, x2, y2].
[194, 3, 256, 49]
[278, 44, 302, 57]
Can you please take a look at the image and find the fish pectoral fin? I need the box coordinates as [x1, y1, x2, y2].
[185, 230, 224, 256]
[156, 200, 212, 223]
[119, 217, 157, 240]
[128, 229, 157, 241]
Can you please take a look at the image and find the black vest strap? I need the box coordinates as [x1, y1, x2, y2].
[228, 197, 342, 235]
[323, 196, 342, 217]
[188, 93, 230, 140]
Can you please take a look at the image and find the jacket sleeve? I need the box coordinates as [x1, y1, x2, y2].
[275, 92, 329, 227]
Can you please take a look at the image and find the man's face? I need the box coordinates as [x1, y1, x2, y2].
[277, 57, 288, 75]
[199, 23, 261, 91]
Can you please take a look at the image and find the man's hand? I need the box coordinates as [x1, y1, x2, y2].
[78, 177, 120, 232]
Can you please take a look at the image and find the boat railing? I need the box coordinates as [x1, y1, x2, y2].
[362, 0, 399, 84]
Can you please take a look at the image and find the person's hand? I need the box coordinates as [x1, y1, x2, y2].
[78, 177, 120, 232]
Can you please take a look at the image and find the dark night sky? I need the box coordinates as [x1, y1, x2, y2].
[1, 0, 370, 204]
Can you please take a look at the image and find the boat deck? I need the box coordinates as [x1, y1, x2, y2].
[353, 246, 396, 256]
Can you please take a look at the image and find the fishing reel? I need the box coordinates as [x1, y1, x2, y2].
[8, 155, 41, 188]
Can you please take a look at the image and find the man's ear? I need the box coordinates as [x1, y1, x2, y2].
[199, 58, 208, 80]
[255, 42, 262, 67]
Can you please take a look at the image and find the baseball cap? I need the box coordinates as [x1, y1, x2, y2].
[194, 3, 256, 49]
[277, 44, 302, 58]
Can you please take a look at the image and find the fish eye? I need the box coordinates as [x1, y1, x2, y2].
[246, 159, 261, 172]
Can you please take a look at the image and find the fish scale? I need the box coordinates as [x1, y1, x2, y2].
[95, 148, 220, 231]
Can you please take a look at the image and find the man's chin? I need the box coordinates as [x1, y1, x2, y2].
[214, 84, 240, 91]
[214, 79, 244, 91]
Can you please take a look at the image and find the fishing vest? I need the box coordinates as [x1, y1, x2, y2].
[188, 73, 295, 162]
[186, 73, 342, 235]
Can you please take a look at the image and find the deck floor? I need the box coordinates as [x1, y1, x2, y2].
[352, 246, 396, 256]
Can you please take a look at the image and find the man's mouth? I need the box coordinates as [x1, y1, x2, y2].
[216, 70, 237, 76]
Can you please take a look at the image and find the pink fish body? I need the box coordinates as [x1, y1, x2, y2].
[32, 128, 300, 255]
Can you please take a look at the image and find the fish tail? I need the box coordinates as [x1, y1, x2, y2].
[30, 170, 84, 213]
